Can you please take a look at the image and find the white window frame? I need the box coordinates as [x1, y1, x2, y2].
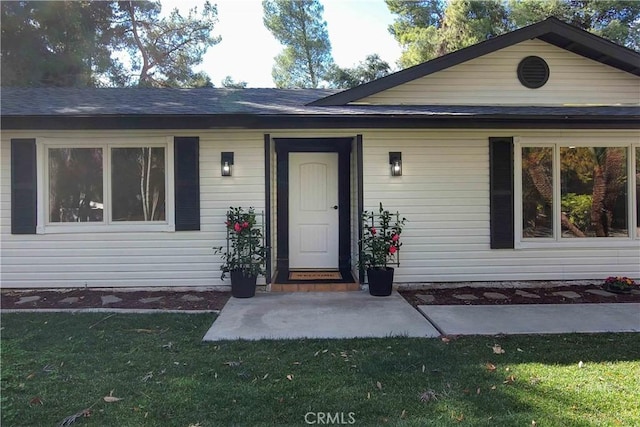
[36, 137, 175, 234]
[515, 137, 640, 249]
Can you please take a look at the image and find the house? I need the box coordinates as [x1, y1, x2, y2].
[1, 17, 639, 290]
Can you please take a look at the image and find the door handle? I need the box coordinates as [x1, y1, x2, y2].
[332, 205, 338, 210]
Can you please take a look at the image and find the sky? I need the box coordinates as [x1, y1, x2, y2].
[160, 0, 403, 87]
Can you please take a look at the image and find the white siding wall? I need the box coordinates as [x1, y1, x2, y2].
[360, 129, 640, 283]
[0, 130, 266, 289]
[358, 39, 640, 106]
[2, 128, 638, 289]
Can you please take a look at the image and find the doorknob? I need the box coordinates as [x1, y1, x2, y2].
[332, 205, 338, 210]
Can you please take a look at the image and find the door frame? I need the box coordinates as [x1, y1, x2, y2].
[274, 138, 352, 273]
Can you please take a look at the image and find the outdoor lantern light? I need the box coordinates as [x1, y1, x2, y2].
[389, 152, 402, 176]
[221, 152, 234, 177]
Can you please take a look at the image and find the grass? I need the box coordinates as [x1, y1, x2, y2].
[1, 313, 639, 426]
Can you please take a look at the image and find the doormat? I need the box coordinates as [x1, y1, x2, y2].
[289, 271, 342, 281]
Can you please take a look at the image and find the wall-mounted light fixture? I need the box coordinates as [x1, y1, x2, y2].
[221, 152, 234, 177]
[389, 152, 402, 177]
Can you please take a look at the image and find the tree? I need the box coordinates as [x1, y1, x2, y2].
[111, 1, 220, 87]
[1, 1, 115, 87]
[221, 76, 248, 89]
[262, 0, 334, 88]
[509, 0, 640, 51]
[1, 1, 221, 88]
[385, 0, 446, 68]
[438, 0, 510, 55]
[328, 54, 392, 89]
[392, 0, 510, 67]
[387, 0, 640, 68]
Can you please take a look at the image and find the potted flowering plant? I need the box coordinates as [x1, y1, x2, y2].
[602, 276, 637, 294]
[214, 207, 266, 298]
[359, 203, 407, 296]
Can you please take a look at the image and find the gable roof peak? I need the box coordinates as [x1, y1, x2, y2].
[309, 17, 640, 106]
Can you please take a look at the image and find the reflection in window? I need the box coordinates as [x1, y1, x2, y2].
[560, 147, 627, 238]
[111, 147, 166, 221]
[48, 148, 103, 222]
[522, 147, 553, 238]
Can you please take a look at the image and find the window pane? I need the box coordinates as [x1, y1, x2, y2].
[112, 147, 166, 221]
[560, 147, 627, 238]
[522, 147, 553, 238]
[49, 148, 103, 222]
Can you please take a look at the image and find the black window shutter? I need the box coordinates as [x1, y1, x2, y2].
[174, 137, 200, 231]
[489, 137, 514, 249]
[11, 139, 37, 234]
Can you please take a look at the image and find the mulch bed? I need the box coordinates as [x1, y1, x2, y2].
[1, 290, 231, 311]
[1, 284, 638, 311]
[399, 284, 640, 309]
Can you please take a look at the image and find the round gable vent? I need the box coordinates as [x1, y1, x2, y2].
[517, 56, 549, 89]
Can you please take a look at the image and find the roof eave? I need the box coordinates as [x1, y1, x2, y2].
[2, 113, 638, 131]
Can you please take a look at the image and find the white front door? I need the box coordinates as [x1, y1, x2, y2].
[289, 152, 339, 269]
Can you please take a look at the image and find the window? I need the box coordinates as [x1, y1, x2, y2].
[39, 139, 173, 233]
[49, 147, 104, 222]
[560, 147, 627, 238]
[111, 148, 166, 221]
[518, 141, 638, 245]
[521, 146, 553, 238]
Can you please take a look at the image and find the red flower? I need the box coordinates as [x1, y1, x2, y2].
[370, 227, 377, 235]
[389, 246, 397, 254]
[242, 221, 249, 229]
[391, 234, 399, 242]
[234, 223, 242, 232]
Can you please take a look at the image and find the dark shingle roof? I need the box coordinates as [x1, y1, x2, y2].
[2, 87, 638, 130]
[0, 87, 338, 116]
[2, 87, 638, 117]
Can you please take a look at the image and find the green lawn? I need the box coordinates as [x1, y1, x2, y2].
[1, 313, 638, 426]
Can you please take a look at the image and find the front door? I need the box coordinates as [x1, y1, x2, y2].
[288, 152, 339, 269]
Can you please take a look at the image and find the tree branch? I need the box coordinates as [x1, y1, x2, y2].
[125, 1, 152, 85]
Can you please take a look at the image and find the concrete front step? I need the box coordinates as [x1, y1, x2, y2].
[270, 282, 360, 292]
[203, 291, 439, 341]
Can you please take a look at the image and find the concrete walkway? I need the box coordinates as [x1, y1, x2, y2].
[203, 291, 640, 341]
[202, 291, 440, 341]
[419, 303, 640, 335]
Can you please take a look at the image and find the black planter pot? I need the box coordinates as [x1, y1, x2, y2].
[367, 267, 394, 296]
[230, 270, 257, 298]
